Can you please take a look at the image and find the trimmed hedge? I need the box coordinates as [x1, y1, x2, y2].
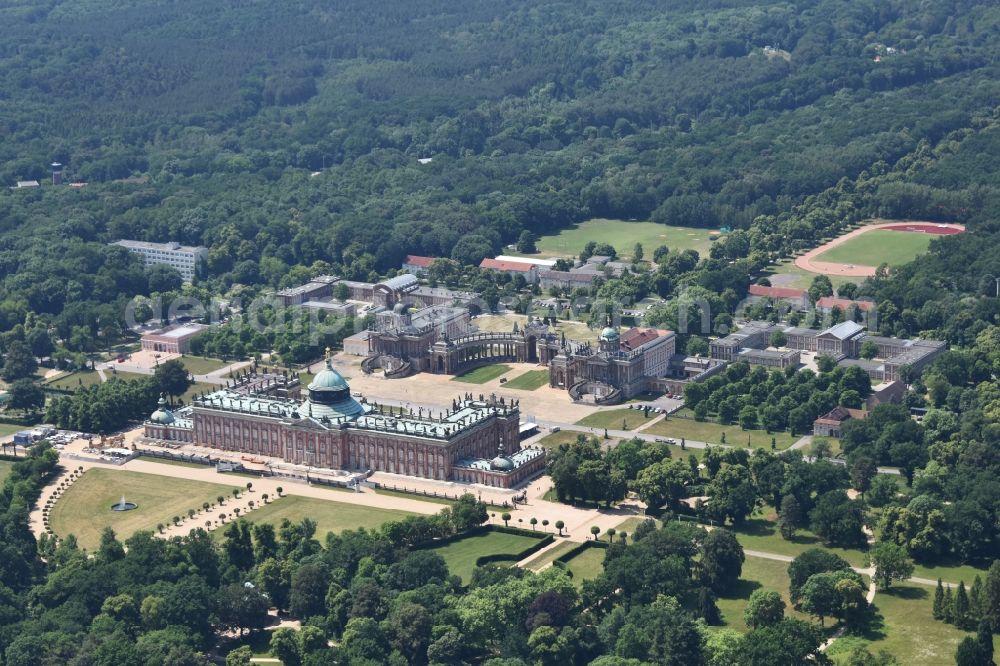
[413, 526, 490, 551]
[475, 533, 554, 568]
[554, 540, 609, 565]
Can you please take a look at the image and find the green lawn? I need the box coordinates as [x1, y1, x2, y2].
[827, 585, 977, 666]
[176, 355, 230, 375]
[816, 229, 934, 268]
[450, 363, 512, 384]
[909, 559, 990, 586]
[523, 540, 579, 571]
[562, 545, 607, 587]
[613, 516, 660, 543]
[430, 531, 546, 583]
[520, 218, 713, 260]
[732, 507, 867, 568]
[0, 460, 13, 485]
[44, 370, 104, 391]
[49, 468, 232, 550]
[227, 494, 418, 541]
[503, 370, 549, 391]
[715, 555, 812, 632]
[537, 430, 593, 449]
[576, 408, 658, 431]
[179, 381, 218, 405]
[642, 417, 799, 450]
[0, 424, 26, 439]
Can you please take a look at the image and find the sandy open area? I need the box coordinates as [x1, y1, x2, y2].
[330, 355, 602, 423]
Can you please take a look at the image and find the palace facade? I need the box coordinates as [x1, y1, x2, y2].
[144, 359, 544, 488]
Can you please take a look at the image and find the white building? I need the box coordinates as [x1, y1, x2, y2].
[113, 240, 208, 282]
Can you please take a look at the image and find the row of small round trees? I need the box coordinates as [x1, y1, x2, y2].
[155, 483, 284, 534]
[41, 465, 86, 541]
[492, 511, 628, 542]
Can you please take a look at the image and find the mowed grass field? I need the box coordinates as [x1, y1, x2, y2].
[176, 355, 231, 375]
[451, 363, 512, 384]
[828, 584, 975, 666]
[537, 430, 594, 449]
[715, 555, 812, 632]
[0, 424, 25, 439]
[503, 370, 549, 391]
[815, 229, 934, 267]
[576, 408, 658, 431]
[44, 370, 104, 391]
[733, 506, 867, 568]
[224, 494, 418, 540]
[523, 540, 579, 570]
[563, 545, 607, 587]
[430, 530, 545, 583]
[643, 417, 799, 450]
[49, 468, 232, 550]
[522, 218, 713, 260]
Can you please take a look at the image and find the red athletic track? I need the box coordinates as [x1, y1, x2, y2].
[881, 223, 965, 235]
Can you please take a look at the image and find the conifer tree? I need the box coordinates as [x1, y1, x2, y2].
[969, 575, 984, 621]
[933, 579, 945, 620]
[944, 586, 956, 624]
[955, 581, 971, 630]
[986, 560, 1000, 632]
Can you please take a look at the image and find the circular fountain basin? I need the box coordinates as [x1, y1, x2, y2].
[110, 502, 138, 511]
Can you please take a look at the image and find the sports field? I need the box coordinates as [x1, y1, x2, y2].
[224, 494, 417, 540]
[815, 229, 934, 267]
[49, 468, 232, 550]
[526, 219, 713, 260]
[430, 530, 545, 583]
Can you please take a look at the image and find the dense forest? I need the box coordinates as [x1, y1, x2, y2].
[0, 0, 998, 341]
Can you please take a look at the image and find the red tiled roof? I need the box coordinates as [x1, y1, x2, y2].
[816, 297, 875, 311]
[749, 284, 808, 300]
[404, 255, 436, 267]
[620, 327, 672, 351]
[479, 258, 536, 272]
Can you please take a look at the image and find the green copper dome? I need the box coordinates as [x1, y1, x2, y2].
[149, 394, 175, 425]
[303, 356, 367, 421]
[309, 359, 350, 391]
[600, 326, 619, 340]
[490, 455, 515, 472]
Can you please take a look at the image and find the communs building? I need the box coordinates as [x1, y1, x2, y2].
[140, 323, 209, 354]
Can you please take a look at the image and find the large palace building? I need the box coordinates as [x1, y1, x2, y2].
[144, 358, 544, 488]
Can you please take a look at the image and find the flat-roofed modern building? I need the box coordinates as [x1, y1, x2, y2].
[113, 240, 208, 282]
